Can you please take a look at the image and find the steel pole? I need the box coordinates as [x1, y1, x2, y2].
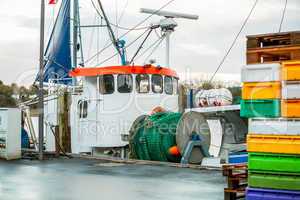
[72, 0, 78, 85]
[165, 31, 171, 68]
[73, 0, 78, 68]
[38, 0, 45, 160]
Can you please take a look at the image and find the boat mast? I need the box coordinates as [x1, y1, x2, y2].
[76, 3, 85, 67]
[73, 0, 78, 70]
[38, 0, 45, 160]
[72, 0, 85, 72]
[72, 0, 85, 84]
[72, 0, 79, 85]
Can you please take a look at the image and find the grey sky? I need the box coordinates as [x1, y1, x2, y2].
[0, 0, 299, 86]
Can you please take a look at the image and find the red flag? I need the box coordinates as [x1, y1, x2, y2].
[49, 0, 56, 4]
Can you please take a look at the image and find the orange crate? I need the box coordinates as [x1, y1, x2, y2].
[282, 99, 300, 117]
[242, 82, 281, 100]
[247, 134, 300, 154]
[282, 61, 300, 81]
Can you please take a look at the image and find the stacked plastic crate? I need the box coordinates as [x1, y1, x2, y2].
[241, 32, 300, 200]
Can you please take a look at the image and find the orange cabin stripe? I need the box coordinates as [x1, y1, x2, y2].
[69, 65, 179, 78]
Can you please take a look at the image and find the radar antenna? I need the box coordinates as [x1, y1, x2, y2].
[140, 8, 199, 67]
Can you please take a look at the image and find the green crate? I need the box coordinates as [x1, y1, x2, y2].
[249, 153, 300, 173]
[249, 171, 300, 190]
[240, 99, 281, 118]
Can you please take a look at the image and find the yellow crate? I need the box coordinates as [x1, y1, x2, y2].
[282, 60, 300, 81]
[247, 134, 300, 154]
[242, 82, 281, 100]
[282, 100, 300, 118]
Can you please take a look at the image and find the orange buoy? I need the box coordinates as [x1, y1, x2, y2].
[168, 146, 181, 157]
[150, 106, 166, 115]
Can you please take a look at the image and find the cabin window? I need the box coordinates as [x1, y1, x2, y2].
[117, 74, 133, 93]
[173, 77, 179, 95]
[99, 75, 114, 94]
[136, 74, 150, 93]
[164, 76, 173, 95]
[78, 100, 88, 119]
[151, 75, 163, 93]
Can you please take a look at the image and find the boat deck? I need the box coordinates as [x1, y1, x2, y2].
[0, 158, 225, 200]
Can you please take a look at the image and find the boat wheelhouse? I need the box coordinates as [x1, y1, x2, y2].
[69, 65, 179, 153]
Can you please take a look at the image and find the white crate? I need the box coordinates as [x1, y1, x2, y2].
[241, 63, 281, 83]
[0, 108, 21, 160]
[282, 81, 300, 99]
[249, 118, 300, 135]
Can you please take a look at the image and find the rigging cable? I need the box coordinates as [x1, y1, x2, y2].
[129, 29, 154, 64]
[207, 0, 259, 84]
[97, 15, 101, 64]
[85, 0, 176, 64]
[87, 15, 98, 59]
[115, 0, 119, 63]
[96, 0, 122, 57]
[143, 34, 166, 64]
[134, 35, 165, 61]
[115, 0, 118, 38]
[90, 0, 149, 31]
[95, 28, 151, 66]
[117, 0, 129, 26]
[279, 0, 288, 32]
[154, 28, 162, 39]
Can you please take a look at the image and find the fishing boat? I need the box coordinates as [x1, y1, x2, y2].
[36, 0, 199, 154]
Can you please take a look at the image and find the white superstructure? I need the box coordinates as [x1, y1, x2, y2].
[69, 65, 179, 153]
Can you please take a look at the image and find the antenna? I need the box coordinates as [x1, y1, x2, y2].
[140, 8, 199, 67]
[140, 8, 199, 20]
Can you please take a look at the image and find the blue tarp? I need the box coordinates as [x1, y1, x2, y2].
[38, 0, 72, 84]
[21, 128, 30, 149]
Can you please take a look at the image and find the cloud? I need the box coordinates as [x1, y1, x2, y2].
[0, 0, 300, 85]
[0, 20, 39, 42]
[179, 43, 220, 56]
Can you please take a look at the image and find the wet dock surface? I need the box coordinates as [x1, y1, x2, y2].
[0, 158, 225, 200]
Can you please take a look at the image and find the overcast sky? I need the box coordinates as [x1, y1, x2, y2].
[0, 0, 300, 86]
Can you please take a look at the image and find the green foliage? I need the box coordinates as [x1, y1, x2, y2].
[17, 85, 39, 102]
[0, 82, 16, 107]
[182, 79, 226, 90]
[0, 81, 39, 107]
[201, 81, 214, 90]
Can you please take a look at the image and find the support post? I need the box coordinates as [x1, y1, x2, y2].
[58, 91, 71, 153]
[38, 0, 45, 160]
[165, 31, 171, 67]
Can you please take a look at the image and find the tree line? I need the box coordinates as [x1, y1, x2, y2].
[0, 81, 39, 107]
